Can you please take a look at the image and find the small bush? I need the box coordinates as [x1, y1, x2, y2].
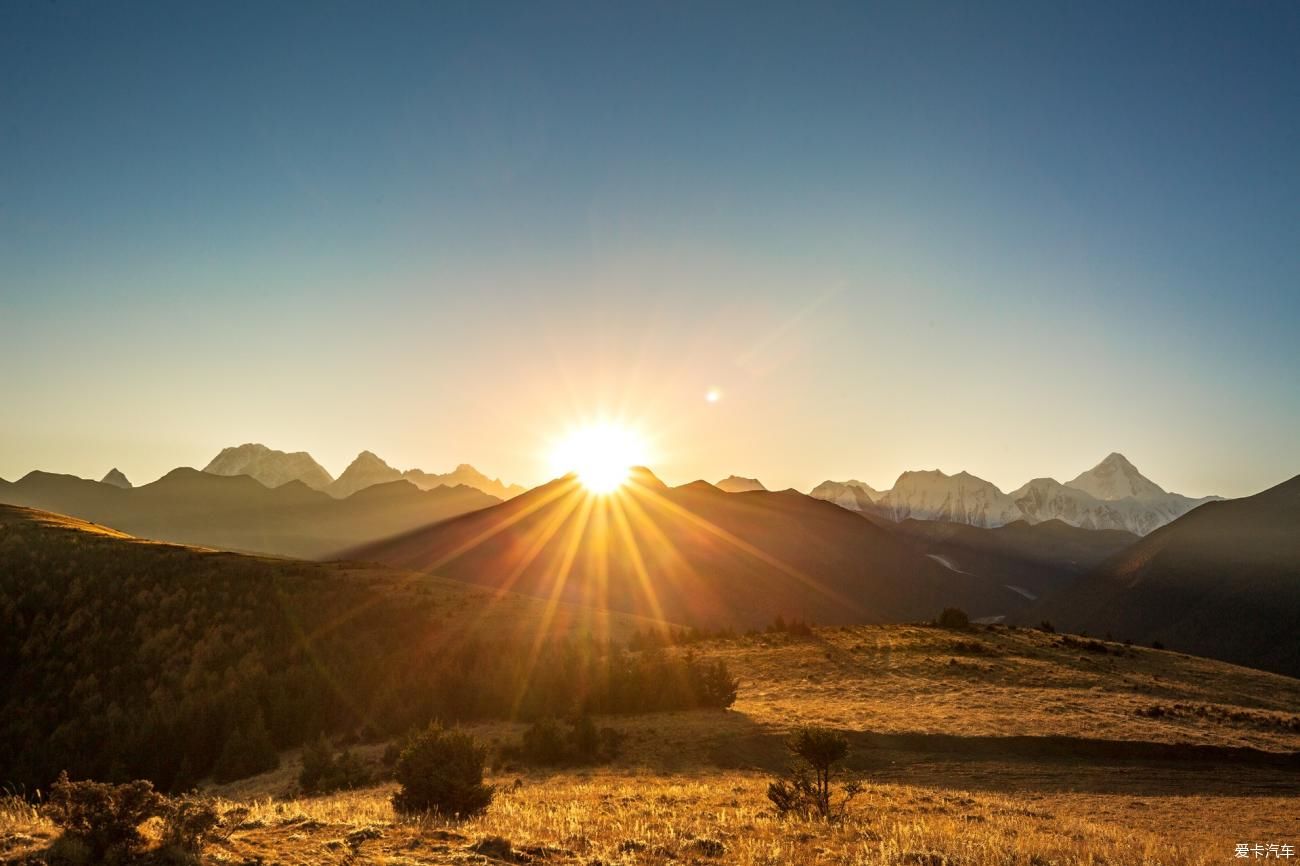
[299, 735, 370, 795]
[936, 608, 970, 629]
[45, 772, 165, 862]
[767, 727, 861, 820]
[158, 795, 224, 860]
[392, 725, 493, 818]
[1038, 620, 1056, 633]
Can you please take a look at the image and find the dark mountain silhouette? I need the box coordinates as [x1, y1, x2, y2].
[1037, 474, 1300, 677]
[0, 468, 498, 559]
[888, 519, 1138, 604]
[344, 468, 1036, 628]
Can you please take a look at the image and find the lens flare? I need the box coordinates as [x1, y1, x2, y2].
[549, 423, 649, 493]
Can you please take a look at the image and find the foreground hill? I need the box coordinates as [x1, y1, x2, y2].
[7, 621, 1296, 866]
[0, 504, 681, 791]
[0, 469, 497, 558]
[347, 470, 1066, 628]
[1038, 474, 1300, 678]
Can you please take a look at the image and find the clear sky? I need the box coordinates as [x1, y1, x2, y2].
[2, 1, 1297, 498]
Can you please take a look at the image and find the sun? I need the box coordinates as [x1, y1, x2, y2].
[549, 422, 649, 494]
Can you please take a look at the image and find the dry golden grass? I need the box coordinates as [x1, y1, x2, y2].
[4, 623, 1297, 865]
[695, 624, 1300, 751]
[3, 773, 1277, 865]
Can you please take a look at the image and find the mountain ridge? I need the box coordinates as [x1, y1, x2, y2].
[812, 454, 1221, 535]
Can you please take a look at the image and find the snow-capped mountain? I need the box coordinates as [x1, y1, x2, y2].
[715, 475, 767, 493]
[809, 480, 882, 511]
[329, 451, 403, 498]
[813, 454, 1218, 535]
[204, 443, 334, 491]
[100, 468, 132, 489]
[1065, 452, 1167, 501]
[876, 470, 1023, 528]
[205, 444, 524, 500]
[403, 464, 525, 500]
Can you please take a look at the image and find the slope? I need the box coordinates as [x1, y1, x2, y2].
[1037, 474, 1300, 677]
[346, 469, 1033, 628]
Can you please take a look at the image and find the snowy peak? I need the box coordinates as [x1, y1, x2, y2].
[809, 479, 882, 511]
[1066, 452, 1166, 501]
[203, 443, 334, 491]
[879, 469, 1022, 528]
[715, 475, 767, 493]
[100, 468, 132, 489]
[812, 454, 1218, 535]
[330, 451, 402, 499]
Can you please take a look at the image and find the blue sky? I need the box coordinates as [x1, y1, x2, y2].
[1, 1, 1297, 496]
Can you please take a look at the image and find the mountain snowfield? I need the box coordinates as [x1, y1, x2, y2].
[202, 443, 525, 500]
[812, 453, 1220, 535]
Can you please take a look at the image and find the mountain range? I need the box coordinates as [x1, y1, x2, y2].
[0, 467, 498, 559]
[202, 443, 526, 501]
[812, 453, 1219, 535]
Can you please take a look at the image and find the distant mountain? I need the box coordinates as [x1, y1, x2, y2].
[100, 468, 132, 489]
[0, 468, 498, 559]
[877, 470, 1023, 528]
[715, 475, 766, 493]
[1037, 474, 1300, 678]
[345, 468, 1036, 628]
[330, 450, 402, 498]
[809, 480, 882, 512]
[403, 463, 526, 500]
[812, 454, 1218, 535]
[204, 443, 334, 491]
[1066, 452, 1167, 500]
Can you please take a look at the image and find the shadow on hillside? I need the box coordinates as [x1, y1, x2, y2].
[702, 722, 1300, 798]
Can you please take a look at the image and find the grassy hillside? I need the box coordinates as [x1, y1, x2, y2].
[6, 620, 1296, 865]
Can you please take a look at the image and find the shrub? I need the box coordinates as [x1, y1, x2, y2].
[158, 794, 224, 860]
[690, 656, 740, 709]
[520, 718, 569, 765]
[299, 734, 369, 795]
[512, 716, 625, 766]
[767, 728, 861, 820]
[391, 725, 493, 817]
[936, 608, 970, 629]
[1038, 620, 1056, 633]
[45, 772, 165, 862]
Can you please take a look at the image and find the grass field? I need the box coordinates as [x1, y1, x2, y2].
[3, 622, 1297, 865]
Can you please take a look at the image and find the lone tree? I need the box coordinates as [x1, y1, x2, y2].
[391, 725, 494, 818]
[767, 727, 861, 820]
[937, 607, 970, 629]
